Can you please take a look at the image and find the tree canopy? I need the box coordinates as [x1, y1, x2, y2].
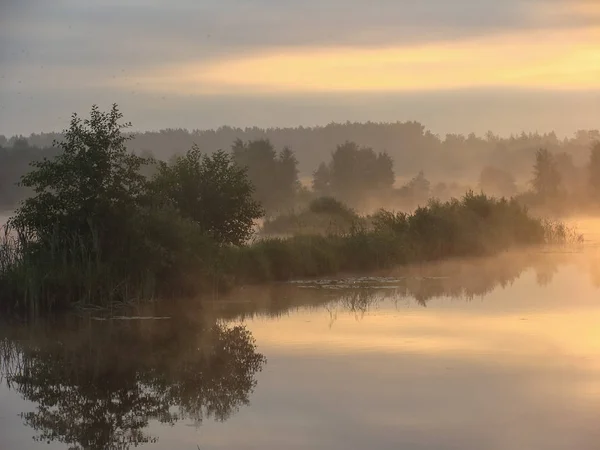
[151, 145, 263, 245]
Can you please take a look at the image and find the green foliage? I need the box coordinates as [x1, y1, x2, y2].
[370, 209, 408, 235]
[1, 105, 171, 312]
[0, 105, 244, 312]
[9, 104, 149, 245]
[0, 207, 221, 312]
[230, 193, 559, 285]
[150, 145, 263, 245]
[0, 104, 579, 314]
[405, 192, 545, 259]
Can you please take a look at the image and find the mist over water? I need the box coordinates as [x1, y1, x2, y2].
[2, 249, 600, 449]
[2, 2, 600, 448]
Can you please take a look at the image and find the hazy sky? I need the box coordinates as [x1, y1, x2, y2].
[1, 0, 600, 136]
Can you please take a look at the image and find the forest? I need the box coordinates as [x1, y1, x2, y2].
[3, 121, 600, 216]
[3, 123, 598, 180]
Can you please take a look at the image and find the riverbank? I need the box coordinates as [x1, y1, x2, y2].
[0, 192, 578, 315]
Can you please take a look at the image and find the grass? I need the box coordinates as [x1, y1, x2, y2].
[0, 192, 581, 314]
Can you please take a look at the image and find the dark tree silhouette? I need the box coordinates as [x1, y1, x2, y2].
[313, 141, 394, 207]
[0, 318, 266, 450]
[9, 104, 149, 244]
[231, 138, 300, 215]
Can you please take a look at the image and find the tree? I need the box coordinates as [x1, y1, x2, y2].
[276, 146, 301, 208]
[531, 148, 562, 200]
[314, 141, 394, 207]
[589, 142, 600, 201]
[231, 139, 300, 214]
[1, 320, 266, 449]
[151, 145, 263, 245]
[9, 104, 149, 245]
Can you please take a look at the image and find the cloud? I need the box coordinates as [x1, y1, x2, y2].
[1, 0, 596, 71]
[1, 0, 599, 134]
[114, 25, 600, 95]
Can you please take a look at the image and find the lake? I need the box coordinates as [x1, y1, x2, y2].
[1, 248, 600, 449]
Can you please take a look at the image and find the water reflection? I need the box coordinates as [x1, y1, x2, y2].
[3, 250, 600, 449]
[0, 316, 266, 449]
[212, 250, 579, 320]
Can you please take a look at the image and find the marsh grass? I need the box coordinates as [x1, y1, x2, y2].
[0, 193, 579, 314]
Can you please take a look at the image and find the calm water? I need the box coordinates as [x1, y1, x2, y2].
[2, 249, 600, 449]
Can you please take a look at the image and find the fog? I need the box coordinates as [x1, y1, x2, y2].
[3, 1, 600, 449]
[3, 123, 600, 221]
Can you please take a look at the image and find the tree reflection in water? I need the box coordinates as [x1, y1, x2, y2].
[0, 317, 266, 449]
[213, 250, 567, 321]
[0, 250, 593, 449]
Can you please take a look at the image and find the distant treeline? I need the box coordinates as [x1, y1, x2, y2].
[3, 122, 600, 179]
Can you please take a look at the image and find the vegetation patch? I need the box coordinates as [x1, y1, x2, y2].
[0, 105, 580, 315]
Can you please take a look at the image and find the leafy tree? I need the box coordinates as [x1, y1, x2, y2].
[9, 104, 149, 245]
[151, 145, 263, 245]
[531, 148, 562, 200]
[589, 142, 600, 201]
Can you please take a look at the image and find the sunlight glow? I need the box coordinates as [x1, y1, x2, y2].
[123, 27, 600, 95]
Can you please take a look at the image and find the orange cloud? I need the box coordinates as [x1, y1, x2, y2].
[121, 25, 600, 95]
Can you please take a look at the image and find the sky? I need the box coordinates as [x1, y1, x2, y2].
[1, 0, 600, 137]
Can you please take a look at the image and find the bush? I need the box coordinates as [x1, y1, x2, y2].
[0, 105, 261, 313]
